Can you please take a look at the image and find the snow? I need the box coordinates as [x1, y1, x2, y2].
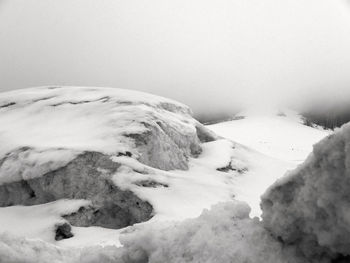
[0, 199, 90, 243]
[115, 201, 304, 263]
[0, 86, 196, 184]
[59, 227, 122, 248]
[261, 123, 350, 261]
[205, 110, 331, 217]
[0, 88, 333, 261]
[0, 137, 283, 248]
[111, 139, 239, 221]
[109, 138, 292, 220]
[0, 201, 305, 263]
[0, 148, 80, 184]
[208, 109, 330, 164]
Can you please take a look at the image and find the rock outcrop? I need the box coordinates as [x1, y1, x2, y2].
[0, 86, 216, 231]
[0, 151, 153, 229]
[261, 123, 350, 262]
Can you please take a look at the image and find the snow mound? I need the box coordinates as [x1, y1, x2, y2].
[0, 201, 304, 263]
[261, 123, 350, 262]
[115, 201, 303, 263]
[0, 86, 212, 182]
[0, 86, 217, 235]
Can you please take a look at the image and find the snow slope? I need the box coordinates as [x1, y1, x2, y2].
[208, 109, 330, 164]
[0, 86, 241, 249]
[0, 88, 332, 261]
[207, 109, 331, 216]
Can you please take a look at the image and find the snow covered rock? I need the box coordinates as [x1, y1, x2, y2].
[0, 86, 214, 230]
[261, 123, 350, 262]
[114, 201, 304, 263]
[0, 201, 304, 263]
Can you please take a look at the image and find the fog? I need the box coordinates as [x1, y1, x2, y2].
[1, 0, 350, 118]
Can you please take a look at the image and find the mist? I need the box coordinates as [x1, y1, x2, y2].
[1, 0, 350, 118]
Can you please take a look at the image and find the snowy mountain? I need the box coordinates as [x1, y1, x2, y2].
[0, 86, 281, 248]
[0, 87, 334, 262]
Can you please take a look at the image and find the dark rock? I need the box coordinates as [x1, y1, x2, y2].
[55, 223, 73, 241]
[195, 124, 217, 143]
[217, 161, 248, 174]
[134, 180, 169, 188]
[0, 151, 153, 229]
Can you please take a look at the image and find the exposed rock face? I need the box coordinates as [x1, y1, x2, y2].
[261, 124, 350, 262]
[0, 151, 153, 229]
[126, 121, 202, 170]
[55, 223, 73, 241]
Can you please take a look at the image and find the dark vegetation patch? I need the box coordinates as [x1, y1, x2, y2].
[302, 108, 350, 130]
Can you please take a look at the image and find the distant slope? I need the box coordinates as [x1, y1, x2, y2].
[207, 109, 330, 164]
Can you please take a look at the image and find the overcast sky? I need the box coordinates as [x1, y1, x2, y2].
[1, 0, 350, 116]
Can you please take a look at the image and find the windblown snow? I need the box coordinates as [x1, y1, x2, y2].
[0, 87, 334, 263]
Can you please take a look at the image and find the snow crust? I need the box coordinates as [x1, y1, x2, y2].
[0, 199, 90, 243]
[0, 201, 304, 263]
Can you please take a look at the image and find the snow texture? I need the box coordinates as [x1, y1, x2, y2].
[0, 201, 304, 263]
[261, 123, 350, 262]
[0, 87, 334, 262]
[0, 86, 208, 185]
[208, 108, 329, 164]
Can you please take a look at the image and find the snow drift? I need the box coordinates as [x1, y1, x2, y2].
[0, 201, 304, 263]
[261, 123, 350, 262]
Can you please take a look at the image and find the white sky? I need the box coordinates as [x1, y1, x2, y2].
[1, 0, 350, 115]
